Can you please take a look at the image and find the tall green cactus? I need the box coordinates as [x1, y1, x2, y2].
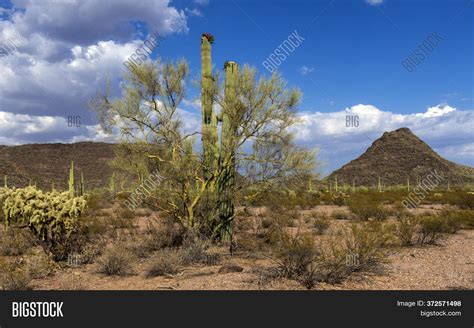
[80, 171, 85, 196]
[334, 176, 338, 192]
[3, 175, 7, 188]
[68, 161, 74, 197]
[109, 171, 116, 193]
[378, 176, 382, 193]
[407, 176, 410, 192]
[201, 33, 218, 182]
[217, 60, 238, 241]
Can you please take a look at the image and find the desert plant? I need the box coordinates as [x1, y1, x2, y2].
[273, 232, 318, 280]
[348, 198, 389, 221]
[96, 245, 134, 276]
[331, 210, 352, 220]
[417, 215, 444, 244]
[396, 216, 419, 246]
[0, 186, 87, 261]
[0, 228, 34, 256]
[146, 249, 182, 277]
[0, 258, 33, 290]
[91, 33, 316, 243]
[313, 216, 330, 235]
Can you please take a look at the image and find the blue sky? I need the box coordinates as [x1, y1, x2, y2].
[0, 0, 472, 175]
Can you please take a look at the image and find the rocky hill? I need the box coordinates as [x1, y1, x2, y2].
[327, 128, 474, 187]
[0, 142, 116, 191]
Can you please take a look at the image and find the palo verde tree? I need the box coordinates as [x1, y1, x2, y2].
[91, 33, 316, 241]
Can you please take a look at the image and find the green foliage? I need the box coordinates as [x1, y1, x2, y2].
[395, 216, 419, 246]
[348, 197, 389, 220]
[69, 161, 74, 197]
[417, 215, 445, 244]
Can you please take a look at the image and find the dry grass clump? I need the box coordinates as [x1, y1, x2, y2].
[96, 245, 134, 276]
[0, 257, 33, 290]
[331, 210, 353, 220]
[0, 228, 35, 256]
[146, 249, 182, 277]
[313, 216, 331, 235]
[0, 252, 54, 290]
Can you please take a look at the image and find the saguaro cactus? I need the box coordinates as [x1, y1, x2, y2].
[80, 171, 85, 196]
[69, 161, 74, 197]
[3, 175, 7, 188]
[201, 33, 218, 182]
[378, 176, 382, 193]
[217, 60, 239, 241]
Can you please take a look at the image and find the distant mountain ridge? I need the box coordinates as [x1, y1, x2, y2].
[0, 142, 116, 190]
[327, 127, 474, 186]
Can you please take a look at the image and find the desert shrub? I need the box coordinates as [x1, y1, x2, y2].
[266, 207, 299, 227]
[273, 232, 318, 281]
[26, 251, 55, 279]
[313, 216, 331, 235]
[143, 219, 185, 251]
[430, 191, 474, 209]
[342, 222, 392, 271]
[96, 245, 134, 276]
[440, 209, 474, 232]
[0, 228, 34, 256]
[348, 198, 389, 221]
[417, 215, 445, 245]
[109, 207, 134, 229]
[395, 216, 419, 246]
[146, 250, 182, 277]
[180, 232, 214, 266]
[331, 210, 352, 220]
[391, 202, 411, 219]
[0, 258, 33, 290]
[85, 191, 108, 214]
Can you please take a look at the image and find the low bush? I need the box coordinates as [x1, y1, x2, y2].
[348, 198, 389, 221]
[313, 216, 331, 235]
[0, 228, 34, 256]
[274, 232, 318, 282]
[417, 215, 445, 245]
[96, 245, 134, 276]
[0, 258, 33, 290]
[396, 216, 419, 246]
[440, 209, 474, 232]
[331, 210, 353, 220]
[146, 250, 181, 277]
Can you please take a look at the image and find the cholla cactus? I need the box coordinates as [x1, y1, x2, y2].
[0, 185, 87, 260]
